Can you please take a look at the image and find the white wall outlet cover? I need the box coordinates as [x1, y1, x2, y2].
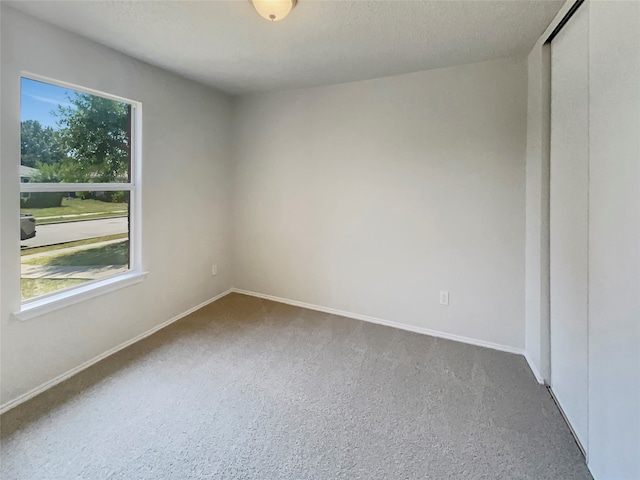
[439, 290, 449, 306]
[212, 265, 218, 276]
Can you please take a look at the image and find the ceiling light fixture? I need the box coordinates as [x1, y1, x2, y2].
[251, 0, 297, 22]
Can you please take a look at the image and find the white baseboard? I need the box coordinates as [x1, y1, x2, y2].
[0, 289, 233, 415]
[524, 352, 546, 385]
[231, 288, 524, 356]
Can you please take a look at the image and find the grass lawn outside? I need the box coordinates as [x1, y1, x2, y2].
[21, 278, 87, 301]
[21, 233, 128, 256]
[22, 240, 129, 267]
[21, 198, 128, 224]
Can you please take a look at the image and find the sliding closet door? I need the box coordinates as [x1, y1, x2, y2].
[550, 2, 589, 453]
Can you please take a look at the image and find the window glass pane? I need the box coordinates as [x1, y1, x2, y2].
[20, 191, 130, 301]
[20, 78, 131, 183]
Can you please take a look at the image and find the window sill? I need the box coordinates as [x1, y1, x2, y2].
[14, 271, 148, 321]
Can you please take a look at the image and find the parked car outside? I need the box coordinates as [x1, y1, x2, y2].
[20, 214, 36, 240]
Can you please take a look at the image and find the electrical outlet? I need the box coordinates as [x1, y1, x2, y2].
[439, 290, 449, 306]
[212, 264, 218, 276]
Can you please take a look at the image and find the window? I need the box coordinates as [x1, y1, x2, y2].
[19, 76, 142, 314]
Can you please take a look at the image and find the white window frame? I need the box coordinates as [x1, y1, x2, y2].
[16, 73, 146, 321]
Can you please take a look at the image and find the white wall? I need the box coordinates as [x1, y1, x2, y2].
[524, 43, 551, 383]
[233, 57, 528, 351]
[587, 1, 640, 477]
[0, 7, 234, 406]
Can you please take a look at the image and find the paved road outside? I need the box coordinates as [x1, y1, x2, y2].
[21, 217, 128, 248]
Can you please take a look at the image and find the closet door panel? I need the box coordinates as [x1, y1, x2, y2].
[550, 2, 589, 453]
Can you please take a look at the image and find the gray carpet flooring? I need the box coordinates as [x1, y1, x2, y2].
[1, 293, 592, 479]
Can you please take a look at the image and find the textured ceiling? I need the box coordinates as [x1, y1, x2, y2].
[8, 0, 563, 95]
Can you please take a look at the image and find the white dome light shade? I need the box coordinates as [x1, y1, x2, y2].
[251, 0, 297, 22]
